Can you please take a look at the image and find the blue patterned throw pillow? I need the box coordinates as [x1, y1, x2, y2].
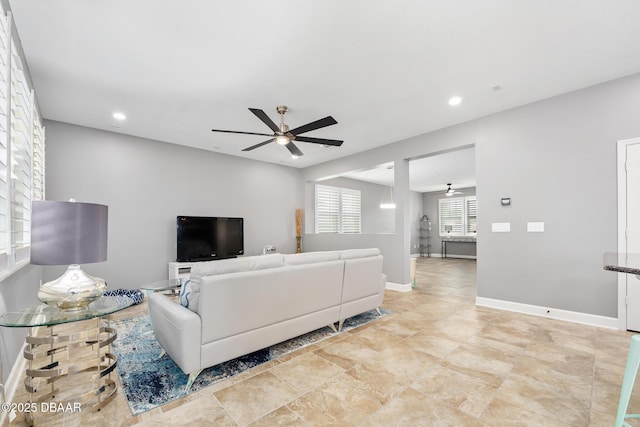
[179, 279, 192, 308]
[104, 289, 145, 305]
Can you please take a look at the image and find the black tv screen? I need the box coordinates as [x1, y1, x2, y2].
[176, 216, 244, 262]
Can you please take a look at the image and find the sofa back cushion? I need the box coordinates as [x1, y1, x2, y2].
[183, 254, 285, 312]
[283, 251, 340, 265]
[339, 248, 380, 260]
[198, 260, 344, 344]
[341, 254, 384, 303]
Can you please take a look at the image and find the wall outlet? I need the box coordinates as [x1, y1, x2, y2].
[263, 245, 277, 254]
[491, 222, 511, 232]
[527, 222, 544, 232]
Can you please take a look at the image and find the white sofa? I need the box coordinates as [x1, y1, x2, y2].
[147, 248, 384, 390]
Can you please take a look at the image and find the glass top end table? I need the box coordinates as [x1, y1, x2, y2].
[141, 278, 183, 294]
[0, 295, 135, 328]
[0, 295, 135, 425]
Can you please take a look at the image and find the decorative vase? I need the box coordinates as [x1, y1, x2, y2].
[296, 236, 302, 253]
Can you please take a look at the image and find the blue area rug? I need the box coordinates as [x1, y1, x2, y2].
[112, 308, 390, 415]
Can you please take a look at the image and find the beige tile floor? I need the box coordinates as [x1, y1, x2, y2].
[7, 257, 640, 426]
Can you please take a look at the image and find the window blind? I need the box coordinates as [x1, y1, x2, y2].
[315, 185, 340, 233]
[0, 6, 45, 277]
[439, 196, 478, 237]
[465, 197, 477, 234]
[0, 9, 8, 269]
[315, 184, 361, 234]
[439, 197, 464, 235]
[32, 109, 44, 201]
[341, 188, 361, 234]
[10, 40, 33, 263]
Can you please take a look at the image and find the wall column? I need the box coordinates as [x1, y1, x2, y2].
[394, 159, 411, 286]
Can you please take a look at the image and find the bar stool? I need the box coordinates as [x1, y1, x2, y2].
[617, 335, 640, 427]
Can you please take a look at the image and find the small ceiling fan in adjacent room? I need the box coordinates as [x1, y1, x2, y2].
[211, 105, 343, 159]
[444, 183, 464, 197]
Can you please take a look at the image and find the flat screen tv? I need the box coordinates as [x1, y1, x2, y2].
[176, 216, 244, 262]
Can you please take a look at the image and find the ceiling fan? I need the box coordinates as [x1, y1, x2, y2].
[444, 183, 464, 197]
[211, 105, 343, 159]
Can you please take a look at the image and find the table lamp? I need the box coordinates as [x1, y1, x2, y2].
[31, 200, 108, 310]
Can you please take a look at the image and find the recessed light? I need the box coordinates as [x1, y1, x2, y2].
[112, 112, 126, 120]
[291, 154, 299, 159]
[448, 96, 462, 106]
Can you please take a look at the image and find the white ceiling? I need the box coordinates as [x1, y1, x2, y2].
[8, 1, 640, 192]
[341, 147, 476, 193]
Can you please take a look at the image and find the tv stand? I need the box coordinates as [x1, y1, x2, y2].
[169, 262, 196, 281]
[168, 256, 238, 281]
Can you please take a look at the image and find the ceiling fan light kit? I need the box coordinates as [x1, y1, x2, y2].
[211, 105, 343, 159]
[445, 183, 463, 197]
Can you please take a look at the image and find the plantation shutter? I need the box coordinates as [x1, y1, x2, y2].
[32, 108, 45, 201]
[439, 197, 464, 236]
[315, 184, 362, 234]
[0, 8, 7, 269]
[10, 40, 34, 263]
[341, 188, 361, 234]
[0, 6, 45, 277]
[465, 197, 477, 234]
[315, 184, 339, 233]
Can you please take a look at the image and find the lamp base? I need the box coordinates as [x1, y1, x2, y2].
[38, 264, 107, 310]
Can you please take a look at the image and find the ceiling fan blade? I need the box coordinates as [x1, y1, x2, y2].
[288, 116, 338, 136]
[211, 129, 273, 137]
[241, 138, 275, 151]
[248, 108, 280, 133]
[294, 136, 343, 146]
[285, 142, 304, 157]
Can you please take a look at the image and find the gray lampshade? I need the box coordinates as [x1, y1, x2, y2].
[31, 200, 108, 265]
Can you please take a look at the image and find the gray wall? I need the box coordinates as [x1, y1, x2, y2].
[43, 121, 303, 289]
[302, 72, 640, 318]
[474, 74, 640, 317]
[0, 266, 41, 384]
[423, 187, 477, 257]
[408, 190, 423, 253]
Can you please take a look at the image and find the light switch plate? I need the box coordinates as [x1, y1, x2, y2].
[491, 222, 511, 232]
[527, 222, 544, 232]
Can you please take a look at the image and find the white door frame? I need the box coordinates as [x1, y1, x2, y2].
[618, 137, 640, 330]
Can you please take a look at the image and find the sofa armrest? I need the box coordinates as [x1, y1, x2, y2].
[148, 292, 202, 375]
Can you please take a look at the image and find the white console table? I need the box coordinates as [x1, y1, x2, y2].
[168, 262, 196, 281]
[169, 257, 242, 281]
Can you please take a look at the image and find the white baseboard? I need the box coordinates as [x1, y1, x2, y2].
[385, 282, 412, 292]
[0, 352, 27, 425]
[441, 254, 477, 260]
[476, 297, 619, 330]
[418, 253, 477, 260]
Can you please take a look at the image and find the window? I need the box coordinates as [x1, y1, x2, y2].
[315, 184, 361, 234]
[0, 7, 45, 278]
[439, 196, 477, 237]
